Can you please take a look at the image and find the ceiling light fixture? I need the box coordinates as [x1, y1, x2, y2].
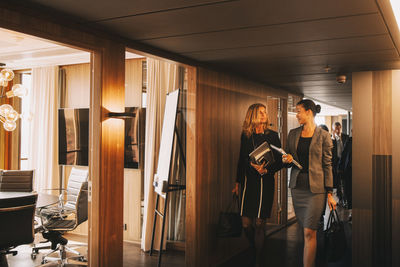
[336, 74, 347, 84]
[324, 65, 331, 72]
[0, 68, 28, 131]
[390, 0, 400, 30]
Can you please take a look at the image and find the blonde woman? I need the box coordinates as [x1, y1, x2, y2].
[233, 103, 283, 264]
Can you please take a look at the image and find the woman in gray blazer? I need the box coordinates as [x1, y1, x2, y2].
[282, 99, 336, 267]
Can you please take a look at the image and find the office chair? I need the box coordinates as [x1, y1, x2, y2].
[32, 168, 88, 266]
[0, 170, 34, 192]
[0, 193, 38, 267]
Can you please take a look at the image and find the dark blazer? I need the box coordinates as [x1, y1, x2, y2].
[236, 130, 283, 184]
[286, 126, 333, 193]
[332, 133, 349, 164]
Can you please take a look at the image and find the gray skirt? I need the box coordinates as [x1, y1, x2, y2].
[291, 173, 326, 230]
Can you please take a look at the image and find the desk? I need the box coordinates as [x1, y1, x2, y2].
[0, 192, 58, 208]
[0, 192, 37, 208]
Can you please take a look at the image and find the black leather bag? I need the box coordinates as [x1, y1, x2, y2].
[217, 195, 242, 238]
[324, 209, 347, 262]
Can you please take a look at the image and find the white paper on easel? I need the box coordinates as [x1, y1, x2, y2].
[153, 89, 180, 197]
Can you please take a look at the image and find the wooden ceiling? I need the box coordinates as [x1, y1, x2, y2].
[22, 0, 400, 110]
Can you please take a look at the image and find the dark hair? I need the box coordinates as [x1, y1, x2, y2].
[334, 122, 341, 127]
[319, 124, 329, 132]
[296, 99, 321, 117]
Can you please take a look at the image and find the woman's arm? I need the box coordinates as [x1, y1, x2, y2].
[322, 131, 336, 209]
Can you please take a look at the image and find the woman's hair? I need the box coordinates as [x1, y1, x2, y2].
[319, 124, 329, 132]
[296, 99, 321, 117]
[242, 103, 268, 137]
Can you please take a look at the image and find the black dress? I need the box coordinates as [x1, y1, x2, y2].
[236, 130, 283, 219]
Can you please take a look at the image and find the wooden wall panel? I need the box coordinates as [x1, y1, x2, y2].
[352, 71, 373, 267]
[186, 66, 197, 267]
[371, 71, 392, 267]
[353, 70, 400, 267]
[372, 71, 392, 155]
[392, 70, 400, 267]
[63, 64, 91, 108]
[187, 67, 293, 266]
[125, 58, 144, 107]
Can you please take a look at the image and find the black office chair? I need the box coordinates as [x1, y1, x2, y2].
[0, 193, 38, 267]
[0, 170, 34, 192]
[32, 168, 88, 266]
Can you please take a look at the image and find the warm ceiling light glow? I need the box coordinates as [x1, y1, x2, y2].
[390, 0, 400, 30]
[0, 69, 29, 131]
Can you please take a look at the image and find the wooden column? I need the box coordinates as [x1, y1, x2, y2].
[353, 70, 399, 267]
[89, 43, 125, 267]
[392, 70, 400, 267]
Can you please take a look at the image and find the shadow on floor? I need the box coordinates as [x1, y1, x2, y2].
[220, 213, 352, 267]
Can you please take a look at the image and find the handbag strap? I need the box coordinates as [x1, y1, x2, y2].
[326, 209, 342, 229]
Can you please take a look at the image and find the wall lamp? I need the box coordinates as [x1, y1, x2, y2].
[107, 112, 136, 119]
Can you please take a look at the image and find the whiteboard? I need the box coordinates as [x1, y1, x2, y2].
[153, 89, 180, 197]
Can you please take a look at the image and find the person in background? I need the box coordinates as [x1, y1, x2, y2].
[332, 122, 349, 206]
[232, 103, 283, 266]
[338, 131, 352, 221]
[319, 124, 329, 132]
[282, 99, 336, 267]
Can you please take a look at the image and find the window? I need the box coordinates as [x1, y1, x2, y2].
[20, 73, 32, 170]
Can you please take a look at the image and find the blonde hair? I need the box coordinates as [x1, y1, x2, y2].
[242, 103, 269, 138]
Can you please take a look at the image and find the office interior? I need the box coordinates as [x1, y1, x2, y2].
[0, 0, 399, 266]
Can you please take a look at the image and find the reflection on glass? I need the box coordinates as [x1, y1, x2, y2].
[124, 107, 140, 168]
[59, 108, 89, 166]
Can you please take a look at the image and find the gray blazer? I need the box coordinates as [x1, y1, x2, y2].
[286, 126, 333, 193]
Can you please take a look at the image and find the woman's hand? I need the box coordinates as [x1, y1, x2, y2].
[327, 193, 337, 211]
[250, 162, 268, 175]
[282, 154, 293, 164]
[232, 182, 240, 196]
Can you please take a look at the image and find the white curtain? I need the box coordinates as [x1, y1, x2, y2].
[27, 66, 59, 192]
[141, 58, 181, 251]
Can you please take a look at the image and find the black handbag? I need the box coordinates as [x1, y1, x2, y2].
[217, 195, 242, 238]
[324, 209, 347, 262]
